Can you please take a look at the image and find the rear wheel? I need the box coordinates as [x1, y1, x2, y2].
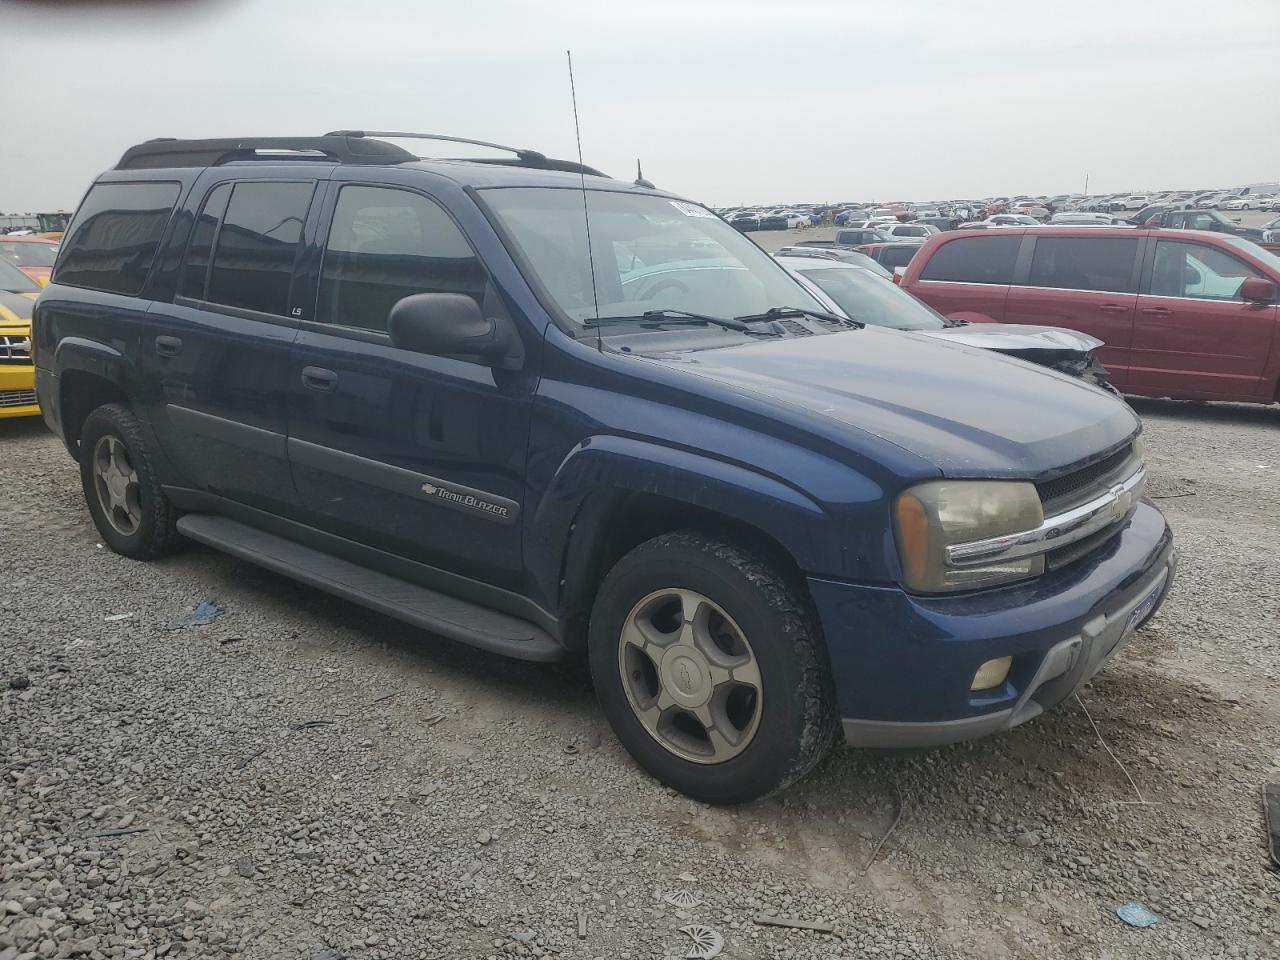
[80, 403, 178, 559]
[589, 531, 837, 803]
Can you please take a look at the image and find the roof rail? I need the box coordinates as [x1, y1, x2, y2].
[114, 132, 609, 178]
[326, 130, 609, 178]
[114, 135, 418, 170]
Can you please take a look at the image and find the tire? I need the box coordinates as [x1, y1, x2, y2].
[588, 531, 837, 803]
[79, 403, 179, 560]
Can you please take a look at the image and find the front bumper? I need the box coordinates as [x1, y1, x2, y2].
[808, 500, 1174, 748]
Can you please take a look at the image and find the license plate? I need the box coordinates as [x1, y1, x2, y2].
[1123, 581, 1164, 636]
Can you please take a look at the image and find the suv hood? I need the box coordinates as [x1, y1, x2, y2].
[668, 328, 1136, 477]
[922, 322, 1102, 355]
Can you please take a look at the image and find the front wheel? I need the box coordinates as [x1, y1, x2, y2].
[588, 532, 837, 803]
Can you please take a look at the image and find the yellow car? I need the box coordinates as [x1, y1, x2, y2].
[0, 256, 40, 419]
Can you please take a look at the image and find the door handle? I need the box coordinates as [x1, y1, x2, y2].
[155, 335, 183, 357]
[301, 366, 338, 391]
[1099, 303, 1128, 314]
[1140, 306, 1172, 317]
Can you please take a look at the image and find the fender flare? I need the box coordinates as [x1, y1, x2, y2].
[53, 337, 138, 389]
[525, 434, 839, 618]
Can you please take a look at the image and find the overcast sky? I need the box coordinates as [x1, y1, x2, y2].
[3, 0, 1278, 212]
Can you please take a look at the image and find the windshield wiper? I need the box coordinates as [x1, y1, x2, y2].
[734, 306, 865, 329]
[584, 309, 754, 332]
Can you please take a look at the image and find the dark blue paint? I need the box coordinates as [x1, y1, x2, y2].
[34, 156, 1172, 734]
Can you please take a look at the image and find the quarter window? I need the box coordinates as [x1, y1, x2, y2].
[1026, 237, 1137, 292]
[919, 235, 1019, 284]
[54, 181, 181, 295]
[207, 181, 315, 316]
[1147, 240, 1262, 301]
[317, 185, 486, 332]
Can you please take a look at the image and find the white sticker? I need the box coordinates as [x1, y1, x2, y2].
[669, 200, 716, 219]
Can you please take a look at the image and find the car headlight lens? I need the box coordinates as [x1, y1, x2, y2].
[895, 481, 1045, 593]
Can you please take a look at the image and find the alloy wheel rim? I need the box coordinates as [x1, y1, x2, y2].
[92, 435, 142, 537]
[617, 588, 763, 764]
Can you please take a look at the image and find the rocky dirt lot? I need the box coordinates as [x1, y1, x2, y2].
[2, 400, 1278, 960]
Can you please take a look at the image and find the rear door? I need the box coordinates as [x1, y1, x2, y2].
[144, 172, 321, 515]
[1128, 238, 1279, 400]
[285, 176, 534, 588]
[1002, 234, 1141, 387]
[908, 233, 1021, 322]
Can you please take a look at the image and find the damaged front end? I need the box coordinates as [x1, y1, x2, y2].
[1002, 347, 1120, 395]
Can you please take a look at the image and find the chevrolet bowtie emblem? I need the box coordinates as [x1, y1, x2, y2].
[421, 483, 438, 495]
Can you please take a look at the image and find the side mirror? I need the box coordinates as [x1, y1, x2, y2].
[387, 293, 523, 369]
[1240, 277, 1277, 303]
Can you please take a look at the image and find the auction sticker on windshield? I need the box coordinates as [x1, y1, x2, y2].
[669, 200, 715, 218]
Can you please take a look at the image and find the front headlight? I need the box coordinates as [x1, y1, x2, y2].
[894, 481, 1045, 593]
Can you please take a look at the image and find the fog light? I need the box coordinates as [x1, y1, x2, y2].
[971, 656, 1012, 691]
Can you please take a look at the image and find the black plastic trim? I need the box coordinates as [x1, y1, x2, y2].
[161, 486, 557, 636]
[166, 404, 287, 459]
[286, 437, 519, 525]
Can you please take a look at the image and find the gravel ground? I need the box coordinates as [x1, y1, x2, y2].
[2, 397, 1279, 960]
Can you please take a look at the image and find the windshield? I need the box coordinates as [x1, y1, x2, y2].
[0, 240, 57, 268]
[0, 256, 40, 293]
[483, 188, 821, 331]
[794, 265, 944, 331]
[1221, 235, 1280, 271]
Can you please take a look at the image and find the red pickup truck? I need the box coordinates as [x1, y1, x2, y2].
[900, 227, 1280, 405]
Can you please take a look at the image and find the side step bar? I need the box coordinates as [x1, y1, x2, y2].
[176, 514, 563, 662]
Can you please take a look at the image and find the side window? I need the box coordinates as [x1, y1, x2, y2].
[1026, 237, 1137, 292]
[207, 181, 315, 316]
[179, 183, 231, 299]
[54, 181, 181, 295]
[883, 246, 919, 269]
[1147, 240, 1262, 301]
[919, 235, 1019, 284]
[1187, 213, 1213, 230]
[316, 185, 486, 332]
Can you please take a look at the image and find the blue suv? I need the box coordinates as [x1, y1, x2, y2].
[33, 133, 1175, 803]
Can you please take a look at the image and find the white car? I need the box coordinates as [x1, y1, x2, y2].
[983, 214, 1040, 227]
[880, 222, 940, 240]
[1223, 196, 1265, 211]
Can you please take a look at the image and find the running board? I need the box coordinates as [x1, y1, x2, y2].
[175, 514, 563, 662]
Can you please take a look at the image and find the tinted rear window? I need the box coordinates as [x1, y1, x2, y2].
[882, 246, 920, 269]
[54, 181, 181, 295]
[919, 235, 1020, 284]
[207, 181, 315, 316]
[180, 182, 232, 299]
[1026, 236, 1138, 292]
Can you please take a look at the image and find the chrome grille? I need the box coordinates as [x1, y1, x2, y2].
[0, 390, 37, 408]
[0, 334, 31, 364]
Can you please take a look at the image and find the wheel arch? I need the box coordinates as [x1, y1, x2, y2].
[53, 338, 140, 457]
[528, 435, 837, 652]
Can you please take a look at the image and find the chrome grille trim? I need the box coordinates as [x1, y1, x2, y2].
[0, 334, 32, 364]
[946, 465, 1146, 568]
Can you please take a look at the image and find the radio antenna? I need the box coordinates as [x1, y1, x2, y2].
[567, 50, 602, 350]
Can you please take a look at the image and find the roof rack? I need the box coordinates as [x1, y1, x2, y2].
[114, 135, 417, 170]
[114, 132, 608, 178]
[326, 130, 608, 178]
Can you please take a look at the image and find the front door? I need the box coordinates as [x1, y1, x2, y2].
[1129, 238, 1279, 400]
[145, 174, 320, 516]
[1002, 234, 1141, 386]
[286, 180, 535, 588]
